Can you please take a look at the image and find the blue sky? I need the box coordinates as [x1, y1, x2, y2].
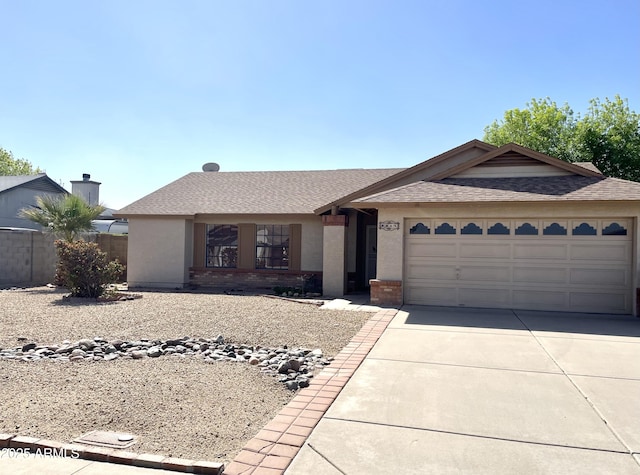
[2, 0, 638, 209]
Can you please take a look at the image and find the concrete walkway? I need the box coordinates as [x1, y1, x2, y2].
[286, 306, 640, 474]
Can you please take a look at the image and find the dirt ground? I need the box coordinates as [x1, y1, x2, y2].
[0, 288, 372, 464]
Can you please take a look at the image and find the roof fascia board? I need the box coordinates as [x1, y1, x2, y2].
[40, 175, 70, 194]
[314, 139, 497, 214]
[428, 143, 603, 181]
[348, 197, 640, 209]
[112, 213, 195, 219]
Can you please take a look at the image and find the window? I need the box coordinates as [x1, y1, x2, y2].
[206, 225, 238, 268]
[488, 223, 510, 235]
[461, 223, 482, 235]
[434, 222, 456, 234]
[256, 225, 289, 270]
[515, 222, 538, 235]
[410, 223, 430, 234]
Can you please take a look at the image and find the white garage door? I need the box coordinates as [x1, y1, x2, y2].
[404, 218, 633, 314]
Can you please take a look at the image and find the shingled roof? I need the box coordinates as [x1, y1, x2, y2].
[116, 168, 404, 217]
[352, 175, 640, 206]
[0, 174, 67, 195]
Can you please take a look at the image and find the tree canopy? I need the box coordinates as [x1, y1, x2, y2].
[0, 147, 41, 175]
[20, 194, 105, 242]
[483, 95, 640, 182]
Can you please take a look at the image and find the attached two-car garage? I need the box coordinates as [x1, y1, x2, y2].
[404, 218, 633, 314]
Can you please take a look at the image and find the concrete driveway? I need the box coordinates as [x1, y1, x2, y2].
[286, 306, 640, 474]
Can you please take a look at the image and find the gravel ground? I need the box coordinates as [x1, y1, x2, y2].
[0, 287, 372, 464]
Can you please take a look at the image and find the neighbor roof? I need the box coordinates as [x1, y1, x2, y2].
[0, 174, 68, 195]
[352, 176, 640, 206]
[116, 168, 404, 217]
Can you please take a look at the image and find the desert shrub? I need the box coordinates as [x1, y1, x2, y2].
[55, 240, 125, 298]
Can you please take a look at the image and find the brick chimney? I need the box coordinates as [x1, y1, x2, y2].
[70, 174, 101, 205]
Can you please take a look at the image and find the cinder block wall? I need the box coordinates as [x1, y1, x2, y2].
[0, 231, 57, 285]
[93, 234, 128, 267]
[0, 231, 127, 286]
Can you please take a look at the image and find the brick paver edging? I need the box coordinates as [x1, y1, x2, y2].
[0, 433, 224, 474]
[223, 308, 399, 475]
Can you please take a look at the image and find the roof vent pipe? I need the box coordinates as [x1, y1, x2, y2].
[83, 173, 90, 181]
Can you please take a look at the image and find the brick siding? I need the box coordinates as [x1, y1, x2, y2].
[369, 279, 402, 306]
[190, 268, 322, 293]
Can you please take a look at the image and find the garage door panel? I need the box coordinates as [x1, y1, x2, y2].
[513, 267, 566, 284]
[569, 292, 629, 313]
[407, 241, 456, 258]
[404, 217, 632, 314]
[512, 289, 567, 307]
[459, 243, 510, 259]
[460, 265, 510, 282]
[570, 243, 629, 262]
[405, 285, 457, 306]
[513, 243, 568, 260]
[570, 268, 629, 286]
[407, 264, 457, 280]
[459, 287, 510, 306]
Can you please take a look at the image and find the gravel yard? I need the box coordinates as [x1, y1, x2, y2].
[0, 287, 372, 464]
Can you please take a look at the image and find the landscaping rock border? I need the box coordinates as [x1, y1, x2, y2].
[0, 336, 331, 391]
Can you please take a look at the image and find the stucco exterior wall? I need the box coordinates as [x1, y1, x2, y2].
[127, 218, 193, 288]
[377, 202, 640, 315]
[194, 214, 324, 272]
[322, 217, 348, 296]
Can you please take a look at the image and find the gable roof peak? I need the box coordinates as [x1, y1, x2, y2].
[427, 142, 604, 181]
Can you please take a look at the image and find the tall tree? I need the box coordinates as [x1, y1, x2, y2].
[20, 194, 105, 242]
[576, 96, 640, 182]
[0, 147, 41, 175]
[483, 95, 640, 181]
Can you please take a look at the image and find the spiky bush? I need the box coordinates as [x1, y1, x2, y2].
[55, 240, 125, 298]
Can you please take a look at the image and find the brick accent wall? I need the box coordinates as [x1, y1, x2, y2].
[190, 268, 323, 292]
[322, 215, 349, 226]
[369, 279, 402, 306]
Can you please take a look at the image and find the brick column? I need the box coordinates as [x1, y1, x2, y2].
[322, 215, 348, 297]
[370, 279, 402, 306]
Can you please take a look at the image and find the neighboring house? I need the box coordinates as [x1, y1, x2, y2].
[0, 172, 126, 233]
[116, 140, 640, 316]
[0, 174, 67, 229]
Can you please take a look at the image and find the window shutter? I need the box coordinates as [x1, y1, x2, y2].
[238, 223, 256, 269]
[289, 224, 302, 271]
[193, 223, 206, 267]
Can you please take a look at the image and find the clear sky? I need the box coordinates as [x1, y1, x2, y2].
[2, 0, 638, 210]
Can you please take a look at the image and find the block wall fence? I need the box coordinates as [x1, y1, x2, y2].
[0, 231, 127, 287]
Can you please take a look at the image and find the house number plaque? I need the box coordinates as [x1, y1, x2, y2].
[379, 221, 400, 231]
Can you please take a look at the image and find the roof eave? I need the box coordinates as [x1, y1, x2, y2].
[112, 213, 196, 219]
[350, 197, 640, 208]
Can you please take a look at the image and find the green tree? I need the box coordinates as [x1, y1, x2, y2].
[483, 95, 640, 181]
[20, 194, 105, 242]
[576, 96, 640, 182]
[0, 147, 41, 175]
